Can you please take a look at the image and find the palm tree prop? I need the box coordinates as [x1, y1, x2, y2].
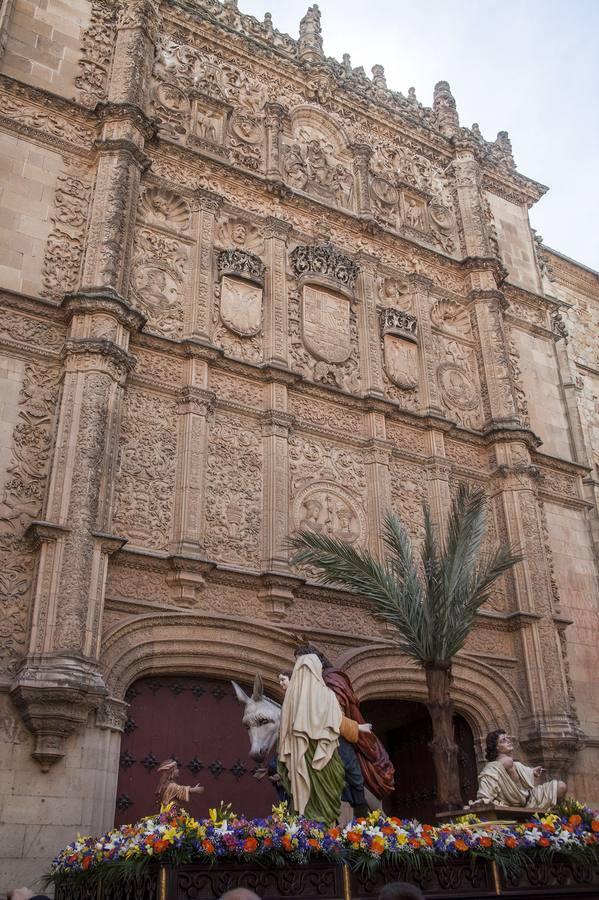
[289, 484, 522, 810]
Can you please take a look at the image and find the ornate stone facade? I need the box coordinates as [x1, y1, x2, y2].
[0, 0, 597, 888]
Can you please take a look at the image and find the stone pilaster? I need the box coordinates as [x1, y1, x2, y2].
[264, 102, 288, 180]
[408, 274, 443, 416]
[169, 356, 215, 558]
[424, 430, 452, 533]
[108, 0, 160, 111]
[552, 323, 587, 464]
[188, 190, 223, 340]
[364, 410, 392, 560]
[452, 149, 490, 258]
[467, 281, 519, 429]
[261, 380, 295, 614]
[356, 253, 384, 398]
[10, 291, 145, 770]
[352, 144, 373, 218]
[264, 217, 292, 367]
[490, 459, 581, 777]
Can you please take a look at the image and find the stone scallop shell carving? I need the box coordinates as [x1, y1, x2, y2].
[138, 188, 191, 232]
[430, 298, 471, 337]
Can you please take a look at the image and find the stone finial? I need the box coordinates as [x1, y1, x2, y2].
[471, 122, 483, 140]
[496, 130, 515, 167]
[342, 53, 352, 76]
[371, 64, 387, 89]
[407, 86, 418, 104]
[433, 80, 459, 138]
[298, 4, 323, 64]
[263, 11, 273, 33]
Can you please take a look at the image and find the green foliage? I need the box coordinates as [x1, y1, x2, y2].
[290, 484, 522, 666]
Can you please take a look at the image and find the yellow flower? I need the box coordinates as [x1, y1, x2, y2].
[396, 833, 408, 845]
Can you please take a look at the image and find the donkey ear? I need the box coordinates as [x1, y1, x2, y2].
[252, 673, 264, 701]
[231, 681, 250, 704]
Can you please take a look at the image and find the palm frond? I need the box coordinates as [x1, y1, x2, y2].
[289, 484, 521, 667]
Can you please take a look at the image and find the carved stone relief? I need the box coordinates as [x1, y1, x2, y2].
[41, 172, 91, 300]
[137, 187, 191, 233]
[213, 249, 265, 362]
[378, 276, 413, 312]
[430, 298, 472, 338]
[389, 457, 427, 542]
[301, 286, 351, 364]
[75, 0, 117, 107]
[218, 276, 262, 337]
[381, 308, 418, 391]
[436, 338, 482, 429]
[129, 228, 187, 338]
[112, 389, 178, 551]
[0, 363, 60, 674]
[293, 482, 365, 544]
[215, 216, 264, 254]
[282, 125, 353, 209]
[204, 414, 262, 567]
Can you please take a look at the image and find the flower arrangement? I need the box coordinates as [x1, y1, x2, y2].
[48, 802, 599, 883]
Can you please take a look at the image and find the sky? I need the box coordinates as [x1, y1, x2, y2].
[238, 0, 599, 270]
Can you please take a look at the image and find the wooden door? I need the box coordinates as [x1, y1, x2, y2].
[114, 675, 274, 826]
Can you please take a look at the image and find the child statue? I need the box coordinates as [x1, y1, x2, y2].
[477, 730, 567, 810]
[155, 758, 204, 811]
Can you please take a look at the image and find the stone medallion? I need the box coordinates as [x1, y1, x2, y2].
[437, 362, 479, 410]
[293, 482, 365, 545]
[301, 286, 351, 363]
[220, 275, 263, 337]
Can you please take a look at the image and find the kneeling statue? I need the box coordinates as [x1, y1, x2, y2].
[477, 730, 566, 811]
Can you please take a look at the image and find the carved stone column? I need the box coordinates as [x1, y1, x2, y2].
[169, 355, 215, 559]
[188, 190, 223, 341]
[264, 102, 288, 181]
[467, 280, 519, 428]
[452, 148, 490, 258]
[490, 461, 581, 776]
[425, 431, 452, 534]
[408, 274, 443, 416]
[10, 292, 145, 770]
[264, 217, 292, 367]
[352, 144, 373, 218]
[108, 0, 160, 111]
[356, 253, 384, 398]
[364, 410, 393, 560]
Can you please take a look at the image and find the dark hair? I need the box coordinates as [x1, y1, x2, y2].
[485, 729, 506, 762]
[294, 643, 332, 668]
[378, 882, 424, 900]
[279, 670, 292, 678]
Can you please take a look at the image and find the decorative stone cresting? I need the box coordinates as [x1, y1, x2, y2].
[290, 243, 360, 293]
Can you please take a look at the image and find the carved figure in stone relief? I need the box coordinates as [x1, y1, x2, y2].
[405, 197, 426, 230]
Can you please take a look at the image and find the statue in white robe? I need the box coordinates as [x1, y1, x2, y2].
[477, 730, 566, 811]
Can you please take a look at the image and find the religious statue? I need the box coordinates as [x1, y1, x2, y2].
[476, 730, 567, 811]
[155, 758, 204, 811]
[277, 650, 371, 823]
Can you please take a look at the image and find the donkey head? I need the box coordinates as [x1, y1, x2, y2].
[232, 674, 281, 763]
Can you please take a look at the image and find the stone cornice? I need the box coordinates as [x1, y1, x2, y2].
[63, 288, 147, 332]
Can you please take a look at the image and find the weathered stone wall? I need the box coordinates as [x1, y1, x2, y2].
[0, 0, 597, 889]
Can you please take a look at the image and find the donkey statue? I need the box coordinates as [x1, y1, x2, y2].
[232, 673, 379, 818]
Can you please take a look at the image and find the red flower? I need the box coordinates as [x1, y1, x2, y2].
[371, 836, 385, 854]
[381, 826, 395, 835]
[244, 837, 258, 853]
[327, 827, 340, 839]
[479, 836, 492, 848]
[591, 820, 599, 833]
[154, 839, 168, 853]
[569, 814, 582, 827]
[202, 839, 215, 854]
[308, 838, 320, 849]
[538, 837, 550, 847]
[454, 839, 468, 852]
[505, 836, 517, 849]
[82, 856, 92, 870]
[346, 830, 361, 844]
[281, 835, 292, 851]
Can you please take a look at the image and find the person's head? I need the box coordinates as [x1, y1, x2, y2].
[379, 882, 424, 900]
[485, 729, 514, 761]
[294, 643, 332, 668]
[278, 670, 292, 692]
[220, 890, 261, 900]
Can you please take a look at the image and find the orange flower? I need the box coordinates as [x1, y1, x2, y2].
[346, 830, 361, 844]
[422, 823, 433, 833]
[308, 838, 320, 849]
[424, 835, 433, 847]
[543, 823, 555, 833]
[381, 826, 395, 835]
[281, 835, 292, 851]
[479, 837, 492, 848]
[244, 837, 258, 852]
[82, 856, 92, 871]
[454, 839, 468, 852]
[569, 814, 582, 827]
[505, 836, 517, 849]
[154, 839, 168, 853]
[327, 827, 340, 839]
[409, 838, 420, 848]
[591, 820, 599, 833]
[538, 837, 550, 847]
[263, 837, 272, 848]
[371, 836, 385, 854]
[202, 839, 215, 854]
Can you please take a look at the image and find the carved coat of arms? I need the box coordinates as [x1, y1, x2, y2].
[383, 334, 418, 390]
[301, 286, 351, 363]
[220, 275, 262, 337]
